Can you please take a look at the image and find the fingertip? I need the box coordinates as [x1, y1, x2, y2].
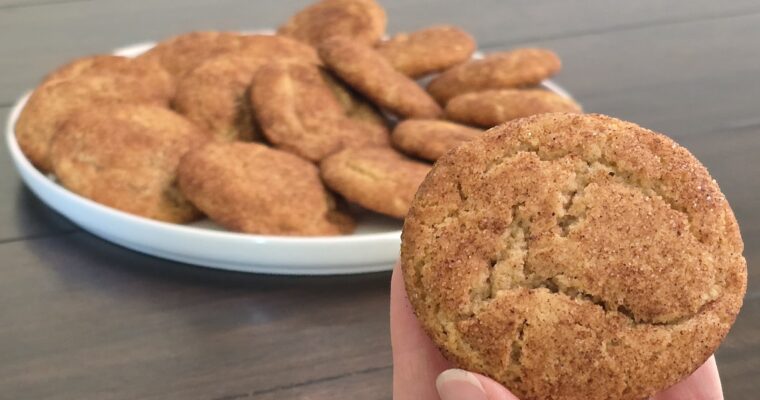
[436, 369, 487, 400]
[436, 369, 520, 400]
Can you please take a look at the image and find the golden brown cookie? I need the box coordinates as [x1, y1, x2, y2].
[321, 69, 389, 133]
[320, 147, 431, 218]
[319, 36, 443, 119]
[277, 0, 386, 46]
[446, 89, 582, 128]
[50, 104, 206, 223]
[250, 62, 388, 161]
[173, 35, 321, 141]
[40, 55, 174, 100]
[139, 31, 247, 78]
[401, 113, 746, 400]
[178, 142, 355, 236]
[427, 49, 561, 104]
[376, 25, 476, 78]
[391, 119, 482, 161]
[15, 75, 169, 172]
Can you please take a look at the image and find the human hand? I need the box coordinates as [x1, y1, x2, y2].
[390, 262, 724, 400]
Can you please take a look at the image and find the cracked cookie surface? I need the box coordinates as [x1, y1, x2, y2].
[320, 147, 431, 219]
[250, 62, 388, 162]
[16, 74, 169, 172]
[401, 113, 746, 400]
[178, 141, 355, 236]
[318, 36, 443, 119]
[173, 36, 320, 142]
[50, 104, 207, 223]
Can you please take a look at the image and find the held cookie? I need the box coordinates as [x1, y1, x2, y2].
[427, 49, 561, 104]
[50, 104, 206, 223]
[277, 0, 386, 47]
[377, 25, 476, 78]
[177, 142, 355, 236]
[15, 75, 168, 172]
[319, 36, 443, 119]
[41, 55, 174, 101]
[401, 113, 746, 400]
[139, 31, 247, 78]
[446, 89, 582, 128]
[250, 62, 388, 161]
[320, 147, 431, 219]
[391, 119, 482, 161]
[173, 36, 320, 141]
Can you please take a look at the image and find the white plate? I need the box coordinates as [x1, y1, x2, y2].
[6, 37, 574, 275]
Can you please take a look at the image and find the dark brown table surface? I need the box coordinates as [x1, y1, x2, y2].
[1, 1, 758, 399]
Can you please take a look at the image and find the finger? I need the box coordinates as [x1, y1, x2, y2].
[436, 369, 520, 400]
[391, 261, 451, 400]
[651, 355, 723, 400]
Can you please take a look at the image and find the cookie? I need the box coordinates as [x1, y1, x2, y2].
[277, 0, 386, 47]
[446, 89, 582, 128]
[376, 25, 476, 78]
[321, 69, 388, 133]
[41, 55, 174, 100]
[427, 49, 561, 104]
[320, 147, 431, 218]
[391, 119, 482, 161]
[139, 31, 247, 78]
[319, 36, 443, 119]
[401, 113, 746, 400]
[173, 35, 321, 141]
[15, 75, 169, 172]
[178, 142, 355, 236]
[50, 104, 206, 223]
[250, 62, 388, 161]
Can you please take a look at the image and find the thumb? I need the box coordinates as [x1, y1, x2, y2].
[436, 369, 520, 400]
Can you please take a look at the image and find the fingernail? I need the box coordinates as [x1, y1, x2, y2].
[436, 369, 487, 400]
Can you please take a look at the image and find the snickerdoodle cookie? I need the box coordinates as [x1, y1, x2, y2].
[321, 70, 389, 134]
[401, 113, 746, 400]
[173, 36, 320, 141]
[50, 104, 206, 223]
[377, 25, 476, 78]
[178, 142, 355, 236]
[391, 119, 482, 161]
[318, 36, 443, 119]
[277, 0, 386, 46]
[250, 62, 388, 161]
[15, 75, 168, 172]
[139, 31, 246, 78]
[427, 49, 561, 104]
[446, 89, 582, 128]
[320, 147, 431, 218]
[41, 55, 174, 100]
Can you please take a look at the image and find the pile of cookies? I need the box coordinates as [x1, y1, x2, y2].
[14, 0, 580, 236]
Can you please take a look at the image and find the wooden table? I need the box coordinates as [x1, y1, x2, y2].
[1, 1, 757, 399]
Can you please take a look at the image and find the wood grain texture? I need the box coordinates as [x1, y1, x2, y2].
[0, 232, 391, 400]
[0, 1, 757, 399]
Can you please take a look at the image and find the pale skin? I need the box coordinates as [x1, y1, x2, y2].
[390, 263, 725, 400]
